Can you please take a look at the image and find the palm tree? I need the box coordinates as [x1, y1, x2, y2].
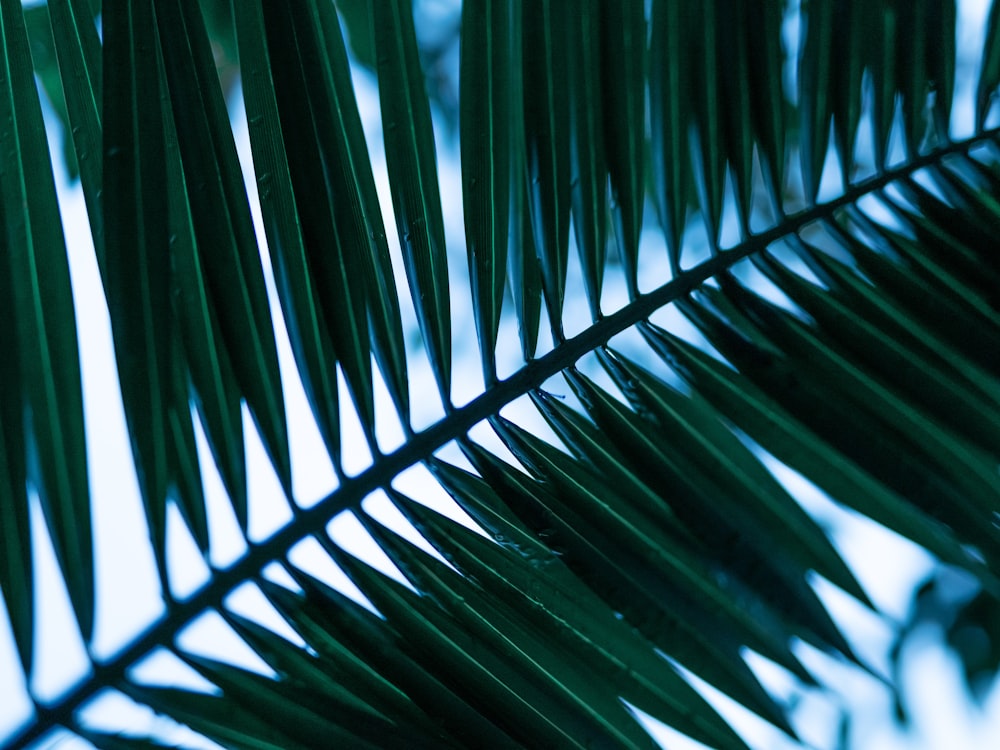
[3, 0, 1000, 747]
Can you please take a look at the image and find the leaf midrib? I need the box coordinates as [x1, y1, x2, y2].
[7, 125, 999, 750]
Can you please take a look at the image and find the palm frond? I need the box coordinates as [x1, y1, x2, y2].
[0, 0, 92, 671]
[3, 0, 1000, 748]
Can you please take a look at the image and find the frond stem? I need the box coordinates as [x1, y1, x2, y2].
[7, 125, 1000, 750]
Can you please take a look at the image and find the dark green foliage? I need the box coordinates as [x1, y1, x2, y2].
[3, 1, 1000, 749]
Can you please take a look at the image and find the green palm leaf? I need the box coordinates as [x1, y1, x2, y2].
[4, 1, 1000, 749]
[373, 0, 453, 404]
[1, 0, 92, 671]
